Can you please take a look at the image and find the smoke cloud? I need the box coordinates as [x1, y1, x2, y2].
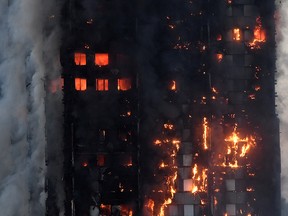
[0, 1, 61, 215]
[276, 1, 288, 215]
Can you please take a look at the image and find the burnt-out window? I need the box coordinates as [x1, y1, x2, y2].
[117, 78, 131, 91]
[96, 79, 109, 91]
[75, 78, 87, 91]
[95, 53, 109, 66]
[74, 52, 86, 65]
[97, 154, 105, 166]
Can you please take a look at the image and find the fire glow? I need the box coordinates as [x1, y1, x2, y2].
[249, 17, 266, 49]
[203, 117, 209, 150]
[148, 123, 180, 215]
[222, 124, 256, 168]
[191, 164, 208, 194]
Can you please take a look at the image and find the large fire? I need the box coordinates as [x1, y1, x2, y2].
[191, 164, 208, 194]
[222, 124, 256, 168]
[147, 123, 180, 215]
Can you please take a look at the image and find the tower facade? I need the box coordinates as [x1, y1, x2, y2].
[55, 0, 280, 215]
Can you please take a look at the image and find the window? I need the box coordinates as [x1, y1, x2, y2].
[95, 53, 109, 66]
[75, 78, 87, 91]
[74, 52, 86, 65]
[97, 154, 105, 166]
[233, 28, 241, 41]
[96, 79, 109, 91]
[117, 78, 131, 91]
[184, 205, 194, 216]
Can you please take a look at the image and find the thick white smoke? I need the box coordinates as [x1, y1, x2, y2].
[276, 1, 288, 215]
[0, 1, 61, 215]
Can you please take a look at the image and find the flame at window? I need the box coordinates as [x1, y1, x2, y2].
[170, 80, 176, 91]
[233, 28, 241, 41]
[75, 78, 87, 91]
[96, 79, 109, 91]
[95, 53, 109, 66]
[249, 17, 266, 49]
[74, 52, 86, 65]
[216, 53, 223, 63]
[118, 78, 131, 91]
[222, 124, 256, 168]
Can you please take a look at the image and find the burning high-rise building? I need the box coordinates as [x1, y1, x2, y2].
[47, 0, 281, 215]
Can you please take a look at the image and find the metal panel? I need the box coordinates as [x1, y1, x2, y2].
[226, 179, 236, 191]
[183, 154, 193, 166]
[226, 204, 236, 216]
[184, 205, 194, 216]
[168, 205, 179, 216]
[174, 193, 200, 205]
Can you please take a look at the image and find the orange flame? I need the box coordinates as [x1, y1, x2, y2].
[74, 52, 86, 65]
[222, 125, 256, 168]
[164, 123, 174, 130]
[216, 53, 223, 62]
[217, 34, 222, 41]
[249, 17, 266, 49]
[203, 117, 209, 150]
[145, 199, 154, 215]
[170, 80, 176, 90]
[233, 28, 241, 41]
[191, 164, 208, 194]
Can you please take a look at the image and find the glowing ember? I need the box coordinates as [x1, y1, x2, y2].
[233, 28, 241, 41]
[217, 34, 222, 41]
[170, 80, 176, 90]
[222, 124, 257, 168]
[75, 78, 87, 91]
[246, 187, 255, 192]
[216, 53, 223, 62]
[212, 87, 219, 94]
[164, 123, 174, 130]
[254, 85, 261, 91]
[82, 162, 88, 167]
